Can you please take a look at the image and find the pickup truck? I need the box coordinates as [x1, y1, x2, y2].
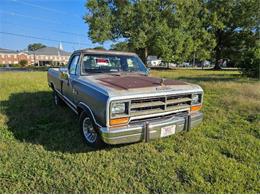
[48, 49, 203, 148]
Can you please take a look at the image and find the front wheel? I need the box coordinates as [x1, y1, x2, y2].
[79, 112, 105, 148]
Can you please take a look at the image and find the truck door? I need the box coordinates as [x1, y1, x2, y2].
[62, 54, 80, 104]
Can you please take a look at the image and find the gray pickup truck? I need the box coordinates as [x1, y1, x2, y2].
[48, 49, 203, 148]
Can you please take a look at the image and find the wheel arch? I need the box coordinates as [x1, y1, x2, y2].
[77, 102, 101, 128]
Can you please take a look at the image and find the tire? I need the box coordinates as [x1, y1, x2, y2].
[53, 91, 64, 106]
[79, 111, 105, 148]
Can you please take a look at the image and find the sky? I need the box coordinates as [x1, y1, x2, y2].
[0, 0, 113, 51]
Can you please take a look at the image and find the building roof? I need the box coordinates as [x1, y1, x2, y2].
[30, 47, 71, 56]
[0, 48, 18, 54]
[0, 47, 71, 56]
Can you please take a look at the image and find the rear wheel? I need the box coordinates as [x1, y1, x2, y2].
[79, 111, 105, 148]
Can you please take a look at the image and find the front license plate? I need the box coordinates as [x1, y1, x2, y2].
[160, 125, 176, 137]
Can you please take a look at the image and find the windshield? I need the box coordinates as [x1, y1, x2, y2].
[81, 54, 147, 74]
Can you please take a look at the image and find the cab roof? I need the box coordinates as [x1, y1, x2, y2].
[73, 49, 137, 56]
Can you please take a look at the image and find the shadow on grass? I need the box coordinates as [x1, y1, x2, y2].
[1, 91, 127, 153]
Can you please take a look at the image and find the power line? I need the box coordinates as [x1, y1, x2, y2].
[12, 0, 82, 19]
[1, 21, 87, 38]
[0, 11, 84, 28]
[0, 11, 59, 24]
[0, 31, 88, 46]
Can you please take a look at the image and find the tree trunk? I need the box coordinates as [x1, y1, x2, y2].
[213, 29, 223, 70]
[192, 53, 195, 67]
[144, 47, 148, 66]
[137, 48, 148, 65]
[214, 47, 222, 70]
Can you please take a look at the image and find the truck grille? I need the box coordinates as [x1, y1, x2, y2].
[130, 94, 192, 117]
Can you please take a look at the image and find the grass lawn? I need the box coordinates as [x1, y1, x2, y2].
[0, 70, 259, 193]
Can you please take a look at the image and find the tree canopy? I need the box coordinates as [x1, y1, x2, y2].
[28, 43, 46, 51]
[84, 0, 259, 74]
[110, 42, 134, 52]
[84, 0, 214, 63]
[204, 0, 259, 69]
[93, 46, 106, 50]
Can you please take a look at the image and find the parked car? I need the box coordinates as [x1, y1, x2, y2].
[48, 49, 204, 148]
[201, 60, 211, 67]
[197, 60, 211, 68]
[147, 56, 162, 67]
[160, 61, 177, 69]
[178, 62, 192, 67]
[168, 62, 177, 68]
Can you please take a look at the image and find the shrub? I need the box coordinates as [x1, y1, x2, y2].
[238, 46, 260, 79]
[9, 64, 21, 68]
[19, 59, 28, 67]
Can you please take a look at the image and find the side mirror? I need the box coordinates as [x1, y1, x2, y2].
[59, 67, 69, 80]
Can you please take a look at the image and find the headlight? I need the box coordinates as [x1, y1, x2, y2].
[111, 102, 128, 116]
[192, 94, 201, 105]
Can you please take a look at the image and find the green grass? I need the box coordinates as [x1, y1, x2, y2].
[0, 70, 259, 193]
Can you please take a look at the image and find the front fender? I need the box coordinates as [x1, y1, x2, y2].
[77, 102, 103, 128]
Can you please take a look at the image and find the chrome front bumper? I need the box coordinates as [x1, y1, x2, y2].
[100, 112, 203, 145]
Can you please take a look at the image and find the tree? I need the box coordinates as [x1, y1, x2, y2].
[84, 0, 214, 64]
[204, 0, 259, 69]
[28, 43, 46, 51]
[110, 42, 134, 52]
[19, 59, 28, 67]
[238, 40, 260, 78]
[93, 46, 106, 50]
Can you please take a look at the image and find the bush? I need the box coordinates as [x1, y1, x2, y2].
[0, 64, 21, 68]
[239, 46, 260, 79]
[9, 64, 21, 68]
[19, 59, 28, 67]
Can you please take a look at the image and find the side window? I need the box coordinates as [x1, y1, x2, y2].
[69, 55, 79, 75]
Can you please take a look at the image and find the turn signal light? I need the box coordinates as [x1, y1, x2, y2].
[191, 105, 202, 112]
[110, 117, 129, 126]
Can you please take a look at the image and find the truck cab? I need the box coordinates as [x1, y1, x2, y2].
[48, 49, 203, 148]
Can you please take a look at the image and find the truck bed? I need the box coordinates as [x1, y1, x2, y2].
[47, 68, 61, 91]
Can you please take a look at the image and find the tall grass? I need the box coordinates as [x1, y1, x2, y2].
[0, 70, 259, 193]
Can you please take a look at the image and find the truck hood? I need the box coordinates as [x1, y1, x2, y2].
[79, 73, 203, 98]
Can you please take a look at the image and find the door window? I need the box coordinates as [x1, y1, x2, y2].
[69, 55, 79, 75]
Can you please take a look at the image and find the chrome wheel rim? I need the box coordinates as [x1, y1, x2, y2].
[82, 117, 97, 143]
